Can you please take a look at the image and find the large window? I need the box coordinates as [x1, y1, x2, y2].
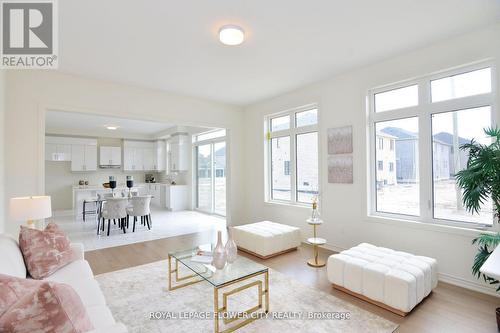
[369, 63, 495, 229]
[267, 106, 319, 204]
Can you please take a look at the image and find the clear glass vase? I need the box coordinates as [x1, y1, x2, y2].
[225, 228, 238, 264]
[212, 231, 227, 269]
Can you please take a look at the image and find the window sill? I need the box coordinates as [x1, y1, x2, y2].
[264, 200, 312, 209]
[366, 213, 498, 238]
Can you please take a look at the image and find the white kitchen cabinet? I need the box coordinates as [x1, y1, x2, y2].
[153, 140, 166, 171]
[99, 146, 121, 167]
[149, 184, 162, 207]
[163, 184, 188, 211]
[124, 140, 165, 171]
[124, 146, 144, 171]
[143, 147, 155, 171]
[71, 144, 97, 171]
[45, 143, 71, 161]
[168, 134, 189, 172]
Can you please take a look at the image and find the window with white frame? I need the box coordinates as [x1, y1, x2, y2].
[267, 106, 319, 204]
[369, 63, 496, 229]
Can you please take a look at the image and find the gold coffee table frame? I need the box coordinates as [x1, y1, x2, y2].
[168, 254, 269, 333]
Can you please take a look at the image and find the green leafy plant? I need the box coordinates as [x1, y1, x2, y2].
[455, 127, 500, 291]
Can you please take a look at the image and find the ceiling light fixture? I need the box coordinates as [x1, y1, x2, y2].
[219, 25, 245, 46]
[106, 126, 118, 130]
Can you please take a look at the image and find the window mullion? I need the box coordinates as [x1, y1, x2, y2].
[290, 128, 297, 203]
[419, 79, 433, 221]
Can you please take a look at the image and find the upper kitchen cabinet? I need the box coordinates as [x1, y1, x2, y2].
[123, 140, 165, 171]
[153, 140, 166, 171]
[168, 134, 189, 172]
[99, 146, 122, 168]
[71, 144, 97, 171]
[45, 136, 97, 171]
[45, 136, 72, 161]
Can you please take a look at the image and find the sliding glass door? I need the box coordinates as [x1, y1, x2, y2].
[196, 139, 226, 216]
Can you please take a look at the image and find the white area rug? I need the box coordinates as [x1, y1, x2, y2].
[96, 260, 398, 333]
[54, 209, 225, 251]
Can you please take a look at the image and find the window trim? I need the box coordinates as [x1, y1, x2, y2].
[368, 60, 498, 231]
[265, 104, 319, 207]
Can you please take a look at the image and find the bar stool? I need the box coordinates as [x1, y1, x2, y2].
[82, 197, 98, 222]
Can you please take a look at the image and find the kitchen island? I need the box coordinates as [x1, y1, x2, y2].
[72, 183, 188, 218]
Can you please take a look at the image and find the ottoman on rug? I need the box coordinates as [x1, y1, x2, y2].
[232, 221, 301, 259]
[327, 243, 438, 316]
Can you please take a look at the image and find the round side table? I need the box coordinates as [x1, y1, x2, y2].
[306, 218, 326, 267]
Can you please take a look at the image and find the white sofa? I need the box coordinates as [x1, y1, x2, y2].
[232, 221, 301, 259]
[0, 234, 127, 333]
[327, 243, 438, 316]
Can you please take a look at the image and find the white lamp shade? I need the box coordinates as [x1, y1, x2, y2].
[10, 196, 52, 221]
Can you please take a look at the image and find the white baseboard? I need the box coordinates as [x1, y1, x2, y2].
[314, 240, 500, 298]
[438, 272, 500, 297]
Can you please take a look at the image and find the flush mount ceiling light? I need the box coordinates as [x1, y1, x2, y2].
[219, 25, 245, 46]
[106, 126, 118, 130]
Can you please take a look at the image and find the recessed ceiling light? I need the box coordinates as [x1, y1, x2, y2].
[106, 126, 118, 130]
[219, 25, 245, 46]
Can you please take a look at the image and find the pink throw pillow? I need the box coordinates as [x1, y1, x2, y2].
[0, 274, 40, 317]
[0, 275, 94, 333]
[19, 223, 75, 279]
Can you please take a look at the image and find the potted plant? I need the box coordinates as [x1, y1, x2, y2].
[455, 127, 500, 329]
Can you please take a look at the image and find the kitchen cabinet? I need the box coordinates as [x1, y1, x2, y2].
[71, 144, 97, 171]
[163, 185, 188, 211]
[123, 140, 166, 171]
[99, 146, 121, 167]
[168, 134, 189, 172]
[153, 140, 166, 171]
[143, 147, 155, 171]
[45, 141, 71, 161]
[124, 146, 144, 171]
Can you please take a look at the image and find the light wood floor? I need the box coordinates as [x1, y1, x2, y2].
[86, 231, 499, 333]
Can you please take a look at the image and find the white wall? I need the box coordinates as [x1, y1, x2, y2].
[0, 70, 5, 233]
[4, 71, 244, 234]
[243, 24, 500, 295]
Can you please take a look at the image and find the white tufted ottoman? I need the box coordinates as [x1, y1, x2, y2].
[327, 243, 438, 316]
[232, 221, 301, 259]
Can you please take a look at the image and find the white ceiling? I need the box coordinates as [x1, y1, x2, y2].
[59, 1, 500, 106]
[45, 111, 176, 138]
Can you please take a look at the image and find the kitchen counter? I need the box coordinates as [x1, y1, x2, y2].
[72, 183, 188, 217]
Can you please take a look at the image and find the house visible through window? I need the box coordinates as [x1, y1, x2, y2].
[369, 63, 494, 228]
[284, 161, 290, 175]
[267, 106, 319, 204]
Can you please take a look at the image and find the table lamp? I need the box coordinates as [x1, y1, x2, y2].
[10, 196, 52, 228]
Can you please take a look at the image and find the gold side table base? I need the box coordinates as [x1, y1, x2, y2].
[307, 258, 326, 267]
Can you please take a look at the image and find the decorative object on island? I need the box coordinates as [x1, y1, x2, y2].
[126, 176, 134, 197]
[455, 127, 500, 330]
[109, 176, 117, 195]
[306, 196, 326, 267]
[212, 231, 226, 269]
[10, 196, 52, 229]
[327, 126, 354, 184]
[225, 228, 238, 263]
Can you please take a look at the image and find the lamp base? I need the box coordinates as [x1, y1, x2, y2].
[26, 220, 36, 229]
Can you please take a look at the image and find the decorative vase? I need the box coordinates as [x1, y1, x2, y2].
[225, 229, 238, 264]
[212, 231, 227, 269]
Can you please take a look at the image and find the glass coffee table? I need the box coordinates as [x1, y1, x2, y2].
[168, 248, 269, 333]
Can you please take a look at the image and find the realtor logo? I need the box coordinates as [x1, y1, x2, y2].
[1, 0, 58, 69]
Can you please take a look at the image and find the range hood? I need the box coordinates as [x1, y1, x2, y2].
[99, 164, 121, 169]
[99, 146, 122, 169]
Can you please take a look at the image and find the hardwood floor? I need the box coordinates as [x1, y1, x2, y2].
[86, 231, 499, 333]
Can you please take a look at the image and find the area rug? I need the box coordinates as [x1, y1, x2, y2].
[95, 260, 398, 333]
